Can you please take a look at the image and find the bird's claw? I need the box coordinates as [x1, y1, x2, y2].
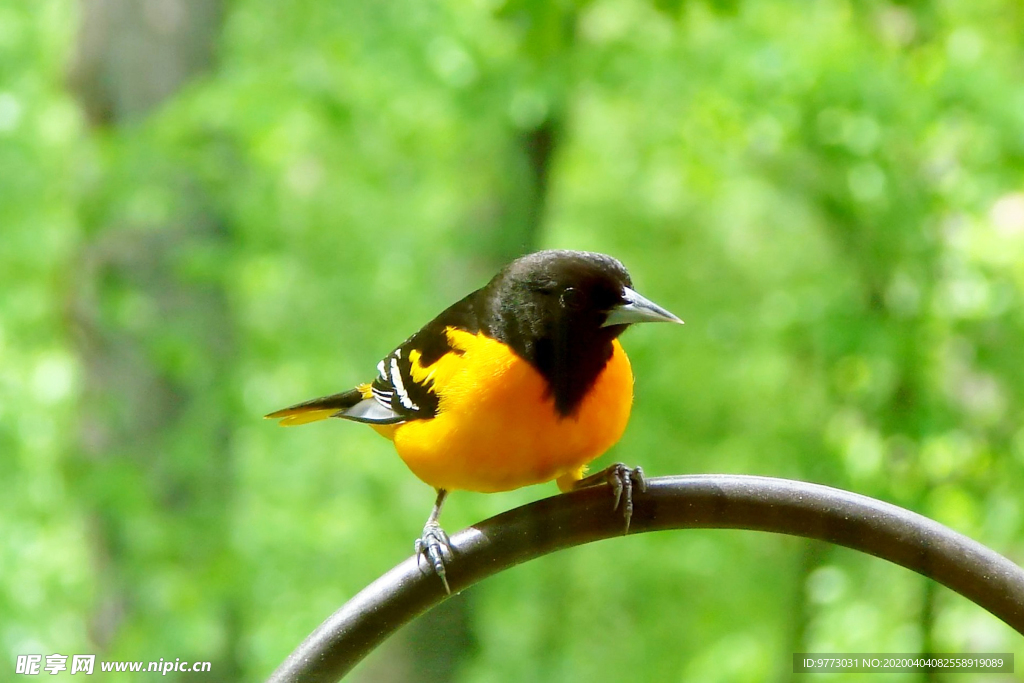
[606, 463, 647, 534]
[415, 521, 453, 594]
[572, 462, 647, 534]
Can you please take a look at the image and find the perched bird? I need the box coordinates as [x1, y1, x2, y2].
[266, 250, 682, 592]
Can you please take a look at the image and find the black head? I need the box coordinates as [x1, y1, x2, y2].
[488, 250, 633, 333]
[483, 250, 681, 415]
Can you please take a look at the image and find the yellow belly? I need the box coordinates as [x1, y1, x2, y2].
[374, 329, 633, 492]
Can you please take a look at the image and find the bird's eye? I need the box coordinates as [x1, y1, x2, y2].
[560, 287, 583, 310]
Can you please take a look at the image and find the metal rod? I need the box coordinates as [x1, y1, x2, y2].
[268, 475, 1024, 682]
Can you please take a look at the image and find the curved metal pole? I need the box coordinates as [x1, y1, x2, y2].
[268, 475, 1024, 682]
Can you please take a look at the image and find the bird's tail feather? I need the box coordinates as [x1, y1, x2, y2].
[265, 385, 371, 426]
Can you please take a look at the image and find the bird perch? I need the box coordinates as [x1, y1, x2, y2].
[268, 475, 1024, 682]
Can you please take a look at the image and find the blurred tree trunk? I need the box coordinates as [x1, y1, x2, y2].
[519, 116, 559, 253]
[782, 540, 828, 683]
[69, 0, 222, 125]
[921, 579, 938, 682]
[66, 1, 241, 679]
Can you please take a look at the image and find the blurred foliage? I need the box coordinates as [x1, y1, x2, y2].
[3, 0, 1024, 681]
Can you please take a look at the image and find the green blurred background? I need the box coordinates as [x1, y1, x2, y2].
[4, 0, 1024, 680]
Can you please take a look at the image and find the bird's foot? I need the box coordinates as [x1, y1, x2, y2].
[414, 520, 453, 594]
[573, 463, 647, 534]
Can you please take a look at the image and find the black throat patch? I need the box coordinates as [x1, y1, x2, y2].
[483, 290, 624, 417]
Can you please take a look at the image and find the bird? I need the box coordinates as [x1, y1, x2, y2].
[266, 250, 683, 592]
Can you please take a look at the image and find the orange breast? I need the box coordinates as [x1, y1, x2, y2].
[374, 328, 633, 493]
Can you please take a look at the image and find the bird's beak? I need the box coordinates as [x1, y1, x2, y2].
[602, 287, 684, 327]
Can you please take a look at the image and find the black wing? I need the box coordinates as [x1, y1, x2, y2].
[360, 289, 486, 422]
